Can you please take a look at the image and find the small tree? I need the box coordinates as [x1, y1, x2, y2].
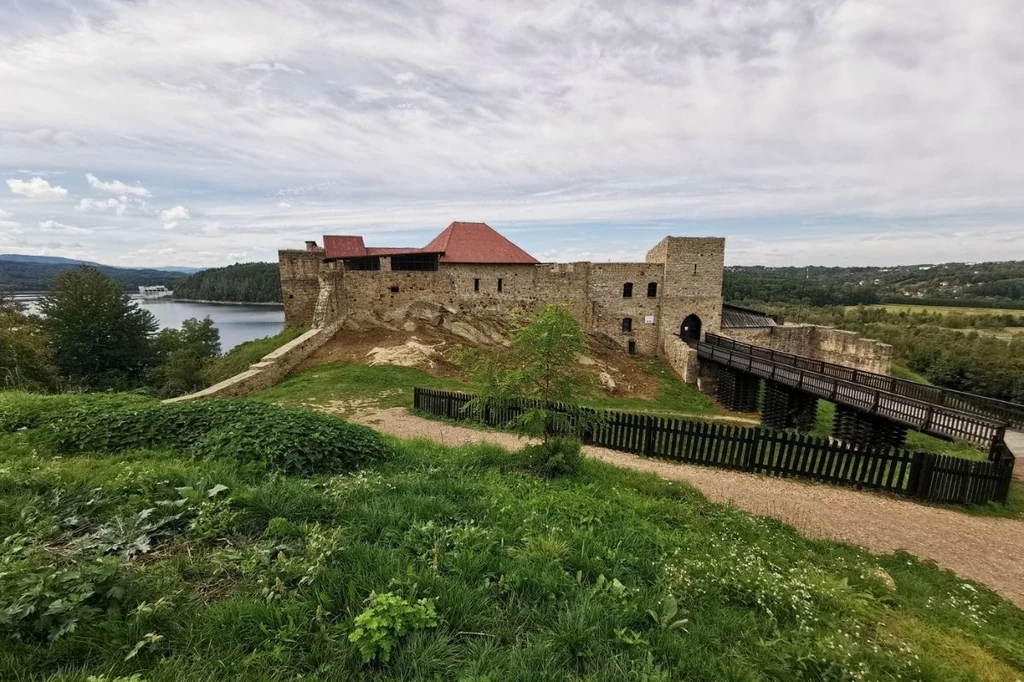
[39, 267, 159, 389]
[0, 294, 56, 391]
[466, 304, 596, 445]
[151, 317, 222, 397]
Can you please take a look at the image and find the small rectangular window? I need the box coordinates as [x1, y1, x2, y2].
[389, 285, 399, 294]
[628, 340, 637, 355]
[647, 282, 657, 298]
[474, 278, 480, 292]
[622, 317, 633, 333]
[622, 282, 633, 298]
[693, 263, 698, 275]
[497, 278, 503, 292]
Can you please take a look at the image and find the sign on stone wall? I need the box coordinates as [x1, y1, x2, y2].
[645, 315, 655, 324]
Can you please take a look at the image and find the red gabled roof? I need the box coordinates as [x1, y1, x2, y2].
[322, 221, 537, 265]
[323, 235, 367, 260]
[423, 222, 539, 264]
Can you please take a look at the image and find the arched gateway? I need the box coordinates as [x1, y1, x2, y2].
[680, 314, 702, 342]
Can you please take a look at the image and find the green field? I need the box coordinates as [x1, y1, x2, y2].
[850, 304, 1024, 317]
[1, 392, 1023, 681]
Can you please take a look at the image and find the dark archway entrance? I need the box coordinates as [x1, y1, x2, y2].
[680, 314, 702, 342]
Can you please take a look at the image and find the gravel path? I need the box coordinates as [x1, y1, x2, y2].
[356, 407, 1024, 608]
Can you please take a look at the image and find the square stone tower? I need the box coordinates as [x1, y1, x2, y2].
[646, 237, 725, 351]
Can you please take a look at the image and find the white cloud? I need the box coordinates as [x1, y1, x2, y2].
[0, 209, 10, 219]
[86, 173, 150, 197]
[77, 197, 127, 215]
[39, 220, 89, 234]
[160, 205, 190, 222]
[277, 201, 292, 208]
[0, 0, 1021, 265]
[7, 177, 68, 200]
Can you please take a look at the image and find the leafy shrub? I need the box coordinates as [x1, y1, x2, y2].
[36, 399, 391, 475]
[0, 392, 153, 433]
[523, 437, 583, 478]
[348, 592, 438, 663]
[0, 545, 128, 642]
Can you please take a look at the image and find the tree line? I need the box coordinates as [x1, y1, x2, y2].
[173, 262, 281, 303]
[1, 267, 222, 397]
[760, 304, 1024, 404]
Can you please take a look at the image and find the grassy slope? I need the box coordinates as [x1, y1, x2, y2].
[853, 304, 1024, 317]
[1, 418, 1023, 681]
[258, 357, 721, 417]
[891, 362, 932, 385]
[204, 327, 309, 384]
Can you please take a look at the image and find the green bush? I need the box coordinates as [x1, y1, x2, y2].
[348, 592, 438, 663]
[35, 398, 391, 475]
[523, 437, 583, 478]
[0, 392, 154, 433]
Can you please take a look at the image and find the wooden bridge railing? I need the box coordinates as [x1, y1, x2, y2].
[697, 340, 1007, 454]
[705, 333, 1024, 430]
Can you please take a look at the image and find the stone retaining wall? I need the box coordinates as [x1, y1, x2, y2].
[165, 320, 343, 402]
[723, 324, 893, 375]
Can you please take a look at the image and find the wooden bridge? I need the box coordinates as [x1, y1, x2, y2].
[697, 333, 1021, 457]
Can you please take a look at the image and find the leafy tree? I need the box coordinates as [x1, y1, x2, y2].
[38, 267, 158, 389]
[0, 295, 56, 391]
[151, 317, 221, 397]
[465, 304, 596, 446]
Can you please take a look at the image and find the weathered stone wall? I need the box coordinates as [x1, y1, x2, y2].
[280, 249, 324, 328]
[651, 237, 725, 353]
[278, 235, 727, 359]
[723, 325, 893, 375]
[589, 263, 663, 355]
[663, 336, 699, 383]
[165, 321, 344, 402]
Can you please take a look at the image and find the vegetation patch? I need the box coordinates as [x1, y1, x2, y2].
[203, 327, 309, 385]
[0, 413, 1021, 681]
[28, 395, 391, 475]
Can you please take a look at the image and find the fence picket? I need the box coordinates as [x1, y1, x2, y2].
[412, 388, 1011, 505]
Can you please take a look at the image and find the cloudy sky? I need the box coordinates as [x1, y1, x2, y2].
[1, 0, 1022, 268]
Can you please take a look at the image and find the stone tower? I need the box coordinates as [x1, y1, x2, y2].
[646, 236, 725, 352]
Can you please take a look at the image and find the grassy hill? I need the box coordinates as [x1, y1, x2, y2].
[0, 392, 1022, 681]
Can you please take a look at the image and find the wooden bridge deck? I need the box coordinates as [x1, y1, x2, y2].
[697, 337, 1009, 453]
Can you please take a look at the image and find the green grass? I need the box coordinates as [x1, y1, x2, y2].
[257, 358, 723, 419]
[582, 358, 721, 416]
[1, 405, 1023, 681]
[891, 362, 932, 385]
[203, 327, 310, 385]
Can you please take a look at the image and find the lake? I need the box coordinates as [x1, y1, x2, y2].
[19, 297, 285, 352]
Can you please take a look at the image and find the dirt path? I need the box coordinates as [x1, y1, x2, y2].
[355, 407, 1024, 608]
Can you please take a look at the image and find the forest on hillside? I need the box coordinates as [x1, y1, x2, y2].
[725, 260, 1024, 309]
[0, 260, 183, 292]
[173, 262, 281, 303]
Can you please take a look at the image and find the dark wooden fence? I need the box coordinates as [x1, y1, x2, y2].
[705, 333, 1024, 430]
[413, 388, 1015, 505]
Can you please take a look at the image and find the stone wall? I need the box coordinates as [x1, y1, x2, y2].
[279, 235, 728, 359]
[663, 336, 699, 383]
[723, 325, 893, 375]
[165, 321, 344, 402]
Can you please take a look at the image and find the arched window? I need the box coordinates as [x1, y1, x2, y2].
[647, 282, 657, 298]
[680, 314, 702, 341]
[622, 282, 633, 298]
[622, 317, 633, 333]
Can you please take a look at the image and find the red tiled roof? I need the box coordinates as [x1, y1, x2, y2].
[322, 221, 537, 265]
[323, 235, 367, 260]
[423, 222, 539, 264]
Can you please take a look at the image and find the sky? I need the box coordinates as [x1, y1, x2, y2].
[0, 0, 1022, 268]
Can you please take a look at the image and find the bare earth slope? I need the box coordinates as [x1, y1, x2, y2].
[356, 407, 1024, 608]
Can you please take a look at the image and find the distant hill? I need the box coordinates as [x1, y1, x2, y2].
[173, 262, 281, 303]
[0, 258, 185, 293]
[725, 261, 1024, 309]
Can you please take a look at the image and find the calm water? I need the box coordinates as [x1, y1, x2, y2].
[20, 297, 284, 352]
